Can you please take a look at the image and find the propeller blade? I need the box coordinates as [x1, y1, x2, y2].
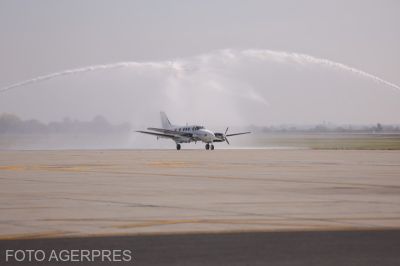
[224, 127, 230, 144]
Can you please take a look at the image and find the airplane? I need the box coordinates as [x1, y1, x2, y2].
[137, 112, 250, 150]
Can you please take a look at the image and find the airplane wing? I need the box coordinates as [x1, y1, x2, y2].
[147, 127, 193, 138]
[137, 129, 196, 143]
[226, 132, 251, 137]
[136, 130, 176, 139]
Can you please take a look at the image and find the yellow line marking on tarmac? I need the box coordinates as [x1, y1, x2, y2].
[147, 161, 196, 168]
[113, 218, 332, 229]
[0, 230, 75, 240]
[0, 164, 110, 172]
[38, 216, 400, 223]
[0, 165, 26, 171]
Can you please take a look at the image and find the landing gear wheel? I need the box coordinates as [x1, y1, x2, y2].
[211, 145, 214, 150]
[176, 144, 181, 150]
[205, 143, 210, 150]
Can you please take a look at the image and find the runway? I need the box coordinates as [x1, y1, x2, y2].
[1, 230, 400, 265]
[1, 149, 400, 238]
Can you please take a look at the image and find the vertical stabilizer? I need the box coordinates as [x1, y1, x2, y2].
[160, 111, 172, 129]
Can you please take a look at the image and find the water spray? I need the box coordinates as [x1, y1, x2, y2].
[1, 49, 399, 95]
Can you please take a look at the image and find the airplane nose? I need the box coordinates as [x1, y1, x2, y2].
[199, 129, 215, 141]
[208, 131, 215, 140]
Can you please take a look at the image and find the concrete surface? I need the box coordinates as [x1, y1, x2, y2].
[0, 149, 400, 239]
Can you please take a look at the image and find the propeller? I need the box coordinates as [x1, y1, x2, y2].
[224, 127, 230, 145]
[215, 127, 250, 144]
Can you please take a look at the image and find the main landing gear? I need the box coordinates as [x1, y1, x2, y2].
[176, 144, 181, 150]
[205, 143, 214, 150]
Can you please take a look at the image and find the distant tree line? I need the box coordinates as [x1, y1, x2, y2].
[0, 113, 130, 134]
[248, 123, 400, 134]
[2, 113, 399, 135]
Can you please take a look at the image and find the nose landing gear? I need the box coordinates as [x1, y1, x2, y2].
[176, 144, 181, 150]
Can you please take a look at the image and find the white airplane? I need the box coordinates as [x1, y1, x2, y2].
[137, 112, 250, 150]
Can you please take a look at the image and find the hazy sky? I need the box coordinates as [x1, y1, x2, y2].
[0, 0, 399, 126]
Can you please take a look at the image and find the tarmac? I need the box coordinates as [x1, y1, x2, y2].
[1, 149, 400, 239]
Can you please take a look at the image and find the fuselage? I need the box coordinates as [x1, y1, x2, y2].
[169, 125, 216, 143]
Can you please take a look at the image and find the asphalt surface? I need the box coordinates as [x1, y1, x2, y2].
[1, 230, 400, 266]
[2, 150, 400, 238]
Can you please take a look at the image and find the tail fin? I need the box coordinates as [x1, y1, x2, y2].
[160, 111, 172, 129]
